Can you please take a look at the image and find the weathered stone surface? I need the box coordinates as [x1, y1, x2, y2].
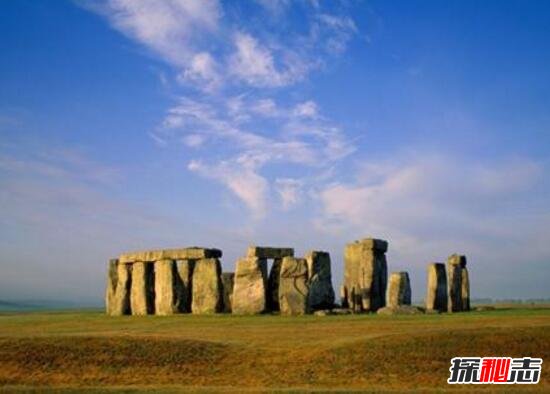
[130, 262, 155, 315]
[221, 272, 235, 313]
[279, 257, 309, 315]
[377, 305, 424, 315]
[425, 263, 447, 312]
[343, 238, 388, 312]
[246, 246, 294, 259]
[447, 254, 464, 312]
[154, 259, 181, 315]
[119, 247, 222, 263]
[232, 257, 268, 314]
[355, 238, 388, 252]
[305, 251, 335, 310]
[387, 272, 411, 308]
[111, 262, 132, 315]
[267, 258, 282, 311]
[105, 258, 118, 315]
[191, 258, 222, 314]
[176, 259, 195, 313]
[461, 266, 471, 312]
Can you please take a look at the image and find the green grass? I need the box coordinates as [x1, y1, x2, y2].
[0, 307, 549, 392]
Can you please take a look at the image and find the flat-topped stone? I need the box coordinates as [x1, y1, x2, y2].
[119, 247, 222, 263]
[349, 238, 388, 252]
[448, 253, 466, 267]
[246, 246, 294, 259]
[343, 237, 388, 312]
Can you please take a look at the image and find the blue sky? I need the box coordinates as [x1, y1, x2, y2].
[1, 0, 549, 304]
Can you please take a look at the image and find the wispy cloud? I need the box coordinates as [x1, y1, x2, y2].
[228, 31, 312, 88]
[87, 1, 362, 218]
[94, 0, 221, 65]
[275, 178, 303, 210]
[154, 96, 353, 217]
[316, 153, 549, 270]
[188, 159, 269, 220]
[89, 0, 360, 91]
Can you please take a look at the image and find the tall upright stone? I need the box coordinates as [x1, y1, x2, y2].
[131, 262, 155, 315]
[221, 272, 235, 313]
[460, 257, 471, 312]
[267, 258, 283, 311]
[387, 272, 411, 308]
[105, 258, 118, 315]
[191, 258, 222, 314]
[305, 251, 335, 310]
[279, 257, 309, 315]
[111, 262, 132, 316]
[343, 238, 388, 312]
[447, 254, 464, 312]
[425, 263, 447, 312]
[176, 259, 195, 313]
[232, 257, 268, 314]
[155, 259, 181, 315]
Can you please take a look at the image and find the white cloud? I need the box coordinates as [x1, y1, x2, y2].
[178, 52, 221, 91]
[275, 178, 303, 210]
[293, 100, 318, 118]
[254, 0, 290, 15]
[251, 99, 279, 117]
[89, 1, 361, 90]
[317, 154, 549, 269]
[229, 32, 308, 88]
[316, 14, 358, 54]
[157, 96, 354, 218]
[188, 159, 269, 219]
[159, 97, 323, 165]
[97, 0, 221, 66]
[182, 134, 205, 148]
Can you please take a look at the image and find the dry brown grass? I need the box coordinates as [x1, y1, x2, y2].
[0, 307, 548, 392]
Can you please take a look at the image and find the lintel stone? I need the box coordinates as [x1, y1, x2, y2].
[246, 246, 294, 259]
[119, 247, 222, 263]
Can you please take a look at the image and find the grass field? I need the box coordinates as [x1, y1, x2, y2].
[0, 306, 548, 392]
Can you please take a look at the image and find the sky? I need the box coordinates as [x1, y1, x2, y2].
[1, 0, 549, 305]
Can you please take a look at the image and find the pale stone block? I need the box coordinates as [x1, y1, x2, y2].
[232, 257, 268, 315]
[279, 257, 309, 315]
[191, 258, 222, 314]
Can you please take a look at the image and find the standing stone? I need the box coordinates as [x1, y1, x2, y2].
[267, 258, 283, 311]
[221, 272, 235, 313]
[111, 262, 132, 316]
[232, 257, 268, 314]
[176, 259, 195, 313]
[155, 259, 180, 315]
[447, 254, 464, 312]
[343, 238, 388, 312]
[386, 272, 411, 308]
[279, 257, 309, 315]
[105, 258, 118, 315]
[191, 258, 222, 314]
[305, 251, 335, 310]
[425, 263, 447, 312]
[131, 262, 155, 315]
[460, 258, 471, 312]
